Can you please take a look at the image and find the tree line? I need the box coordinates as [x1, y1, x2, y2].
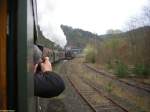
[84, 3, 150, 77]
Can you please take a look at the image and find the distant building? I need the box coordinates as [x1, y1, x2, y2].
[71, 48, 82, 54]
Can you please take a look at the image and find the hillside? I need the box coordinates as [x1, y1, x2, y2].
[61, 25, 102, 48]
[61, 25, 150, 49]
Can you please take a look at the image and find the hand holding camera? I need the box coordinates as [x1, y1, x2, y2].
[34, 57, 52, 73]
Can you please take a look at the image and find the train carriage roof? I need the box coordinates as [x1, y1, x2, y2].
[35, 26, 55, 49]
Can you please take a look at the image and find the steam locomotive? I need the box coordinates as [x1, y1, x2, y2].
[34, 44, 75, 65]
[34, 28, 75, 65]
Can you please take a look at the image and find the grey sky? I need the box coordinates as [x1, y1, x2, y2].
[37, 0, 149, 47]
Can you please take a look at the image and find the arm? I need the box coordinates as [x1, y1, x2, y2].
[34, 57, 65, 98]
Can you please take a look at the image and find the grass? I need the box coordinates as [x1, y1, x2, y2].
[105, 81, 113, 93]
[133, 64, 150, 77]
[114, 61, 128, 77]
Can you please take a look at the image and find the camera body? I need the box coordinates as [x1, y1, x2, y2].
[34, 45, 45, 73]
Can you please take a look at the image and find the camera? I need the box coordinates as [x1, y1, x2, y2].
[35, 57, 46, 73]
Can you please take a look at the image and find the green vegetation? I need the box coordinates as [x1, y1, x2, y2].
[95, 27, 150, 77]
[114, 61, 128, 77]
[133, 64, 150, 77]
[105, 82, 113, 93]
[84, 44, 96, 63]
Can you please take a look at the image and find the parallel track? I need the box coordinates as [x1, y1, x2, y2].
[132, 79, 150, 86]
[67, 75, 129, 112]
[85, 64, 150, 93]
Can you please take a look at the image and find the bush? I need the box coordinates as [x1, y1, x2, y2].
[106, 60, 113, 69]
[114, 61, 128, 77]
[84, 45, 96, 63]
[133, 64, 150, 77]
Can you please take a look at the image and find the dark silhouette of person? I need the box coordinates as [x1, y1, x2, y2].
[33, 51, 65, 98]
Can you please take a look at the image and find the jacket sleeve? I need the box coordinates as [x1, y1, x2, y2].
[34, 71, 65, 98]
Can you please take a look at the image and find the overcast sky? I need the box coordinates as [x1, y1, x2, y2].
[37, 0, 149, 47]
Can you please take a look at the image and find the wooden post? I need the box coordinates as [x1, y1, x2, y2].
[0, 0, 7, 109]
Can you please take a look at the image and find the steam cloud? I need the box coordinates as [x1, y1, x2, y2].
[37, 0, 67, 47]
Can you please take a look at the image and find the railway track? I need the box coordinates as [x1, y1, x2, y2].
[67, 75, 129, 112]
[84, 64, 150, 93]
[132, 79, 150, 86]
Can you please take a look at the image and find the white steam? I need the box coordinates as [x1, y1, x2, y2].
[37, 0, 67, 47]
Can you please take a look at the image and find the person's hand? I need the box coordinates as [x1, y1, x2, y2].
[40, 57, 52, 72]
[33, 57, 52, 74]
[33, 58, 43, 73]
